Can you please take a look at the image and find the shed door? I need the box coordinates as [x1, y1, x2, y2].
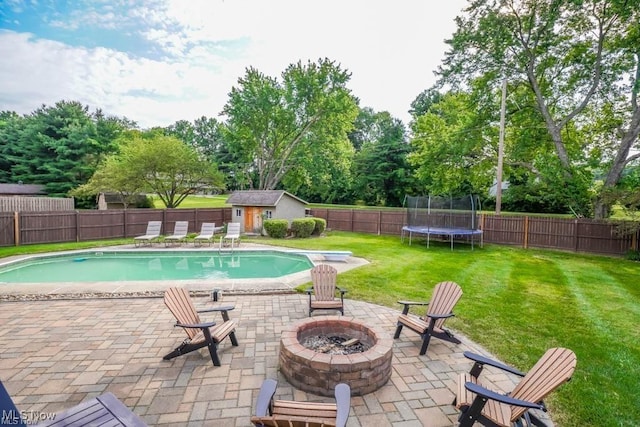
[244, 207, 257, 233]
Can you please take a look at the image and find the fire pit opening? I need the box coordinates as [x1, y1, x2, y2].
[279, 316, 393, 396]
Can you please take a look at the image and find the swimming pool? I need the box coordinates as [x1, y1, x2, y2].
[0, 250, 314, 283]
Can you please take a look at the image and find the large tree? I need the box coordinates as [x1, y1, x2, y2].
[438, 0, 640, 218]
[74, 132, 225, 208]
[351, 108, 413, 206]
[221, 58, 359, 191]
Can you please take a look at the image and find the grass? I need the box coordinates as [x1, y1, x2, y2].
[1, 232, 638, 426]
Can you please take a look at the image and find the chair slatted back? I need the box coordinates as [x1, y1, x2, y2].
[226, 222, 241, 237]
[146, 221, 162, 235]
[311, 264, 338, 302]
[509, 347, 577, 421]
[172, 221, 189, 235]
[199, 222, 216, 236]
[164, 287, 201, 340]
[426, 281, 462, 330]
[251, 416, 336, 427]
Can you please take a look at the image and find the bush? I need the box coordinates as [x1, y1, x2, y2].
[263, 219, 288, 238]
[624, 249, 640, 261]
[291, 218, 316, 238]
[311, 217, 326, 235]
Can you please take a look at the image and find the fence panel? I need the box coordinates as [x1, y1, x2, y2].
[576, 220, 634, 255]
[482, 215, 525, 246]
[0, 212, 15, 246]
[527, 217, 577, 251]
[0, 196, 74, 212]
[380, 211, 404, 235]
[20, 212, 77, 244]
[351, 210, 380, 234]
[78, 210, 125, 240]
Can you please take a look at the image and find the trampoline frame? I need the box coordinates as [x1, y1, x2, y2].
[402, 195, 483, 250]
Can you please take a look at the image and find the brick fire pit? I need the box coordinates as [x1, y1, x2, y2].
[279, 316, 393, 396]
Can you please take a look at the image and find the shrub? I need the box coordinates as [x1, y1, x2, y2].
[263, 219, 288, 238]
[624, 249, 640, 261]
[311, 217, 326, 235]
[291, 218, 316, 238]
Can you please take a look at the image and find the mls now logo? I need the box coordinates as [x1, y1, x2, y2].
[2, 409, 56, 424]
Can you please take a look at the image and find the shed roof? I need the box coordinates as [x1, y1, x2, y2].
[226, 190, 307, 207]
[0, 183, 45, 195]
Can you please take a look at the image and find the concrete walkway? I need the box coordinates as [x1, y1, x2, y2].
[0, 292, 548, 427]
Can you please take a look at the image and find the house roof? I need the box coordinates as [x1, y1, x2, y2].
[226, 190, 308, 207]
[0, 183, 45, 195]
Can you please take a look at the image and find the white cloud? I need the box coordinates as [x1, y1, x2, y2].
[0, 0, 466, 128]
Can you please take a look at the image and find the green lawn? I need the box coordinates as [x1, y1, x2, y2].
[1, 232, 638, 426]
[245, 232, 640, 427]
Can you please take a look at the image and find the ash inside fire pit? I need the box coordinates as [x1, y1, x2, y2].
[302, 335, 371, 355]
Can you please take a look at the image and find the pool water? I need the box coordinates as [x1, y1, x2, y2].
[0, 251, 314, 283]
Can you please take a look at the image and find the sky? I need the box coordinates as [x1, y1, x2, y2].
[0, 0, 467, 129]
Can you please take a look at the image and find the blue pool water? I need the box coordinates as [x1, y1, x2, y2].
[0, 251, 314, 283]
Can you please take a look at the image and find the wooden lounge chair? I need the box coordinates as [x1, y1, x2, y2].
[163, 287, 238, 366]
[393, 281, 462, 355]
[193, 222, 223, 246]
[0, 380, 148, 426]
[220, 222, 241, 248]
[251, 379, 351, 427]
[164, 221, 189, 246]
[455, 347, 577, 427]
[305, 264, 347, 316]
[133, 220, 162, 247]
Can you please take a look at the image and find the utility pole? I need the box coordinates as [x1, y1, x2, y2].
[495, 79, 507, 215]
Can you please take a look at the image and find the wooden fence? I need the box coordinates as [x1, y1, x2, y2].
[0, 208, 232, 246]
[0, 207, 637, 256]
[309, 208, 639, 256]
[0, 196, 74, 212]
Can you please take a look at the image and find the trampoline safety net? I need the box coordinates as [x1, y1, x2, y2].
[402, 195, 483, 249]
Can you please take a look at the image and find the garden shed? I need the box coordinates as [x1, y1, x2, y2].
[226, 190, 308, 234]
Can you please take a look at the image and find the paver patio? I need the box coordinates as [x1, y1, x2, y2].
[0, 291, 554, 427]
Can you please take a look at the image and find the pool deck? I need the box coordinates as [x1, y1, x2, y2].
[0, 244, 555, 426]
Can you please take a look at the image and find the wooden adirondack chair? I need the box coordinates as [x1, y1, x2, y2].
[163, 287, 238, 366]
[455, 347, 577, 427]
[1, 380, 148, 426]
[393, 281, 463, 355]
[251, 379, 351, 427]
[305, 264, 347, 316]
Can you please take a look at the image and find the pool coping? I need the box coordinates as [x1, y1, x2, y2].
[0, 243, 369, 299]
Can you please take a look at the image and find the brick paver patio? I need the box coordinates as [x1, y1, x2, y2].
[0, 293, 548, 426]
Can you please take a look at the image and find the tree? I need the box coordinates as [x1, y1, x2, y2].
[438, 0, 640, 218]
[409, 91, 496, 196]
[350, 108, 413, 206]
[221, 58, 359, 190]
[74, 133, 225, 208]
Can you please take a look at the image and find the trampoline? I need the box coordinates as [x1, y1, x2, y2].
[401, 195, 483, 250]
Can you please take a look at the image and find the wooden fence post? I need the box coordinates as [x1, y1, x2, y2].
[523, 216, 529, 249]
[75, 210, 80, 242]
[14, 211, 19, 246]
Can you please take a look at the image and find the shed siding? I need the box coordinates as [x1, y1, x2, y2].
[273, 195, 306, 225]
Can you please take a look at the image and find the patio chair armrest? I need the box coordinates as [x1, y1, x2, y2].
[198, 305, 235, 313]
[337, 287, 348, 295]
[428, 312, 455, 320]
[175, 321, 216, 330]
[464, 382, 543, 410]
[334, 383, 351, 427]
[305, 287, 313, 295]
[463, 351, 525, 377]
[255, 379, 278, 417]
[397, 301, 429, 315]
[397, 300, 429, 306]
